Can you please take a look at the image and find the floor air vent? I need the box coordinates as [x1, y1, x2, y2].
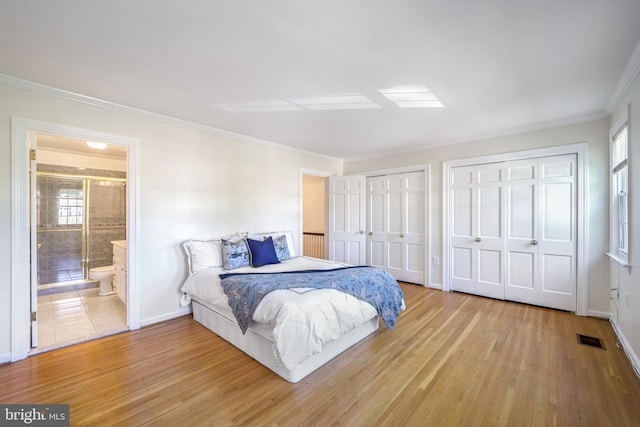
[576, 334, 606, 350]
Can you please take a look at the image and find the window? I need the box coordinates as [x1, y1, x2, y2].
[57, 188, 83, 225]
[612, 124, 628, 259]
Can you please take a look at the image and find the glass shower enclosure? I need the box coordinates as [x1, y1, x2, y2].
[36, 169, 126, 290]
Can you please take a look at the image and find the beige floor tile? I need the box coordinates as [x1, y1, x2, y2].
[35, 287, 128, 354]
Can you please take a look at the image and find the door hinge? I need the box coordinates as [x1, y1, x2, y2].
[31, 311, 37, 322]
[30, 149, 36, 160]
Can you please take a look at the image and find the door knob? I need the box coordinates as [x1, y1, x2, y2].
[531, 240, 538, 245]
[475, 237, 482, 242]
[368, 232, 373, 236]
[359, 230, 364, 234]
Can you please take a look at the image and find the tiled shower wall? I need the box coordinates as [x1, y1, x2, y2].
[37, 164, 126, 286]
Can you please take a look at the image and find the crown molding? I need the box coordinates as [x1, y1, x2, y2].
[606, 37, 640, 114]
[344, 112, 608, 163]
[0, 73, 341, 162]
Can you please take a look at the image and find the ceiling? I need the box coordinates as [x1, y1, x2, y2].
[2, 1, 640, 160]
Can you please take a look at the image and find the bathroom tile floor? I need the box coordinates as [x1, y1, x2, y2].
[32, 288, 128, 354]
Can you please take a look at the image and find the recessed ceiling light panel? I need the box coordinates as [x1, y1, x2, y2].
[213, 99, 302, 112]
[379, 85, 444, 108]
[288, 93, 380, 110]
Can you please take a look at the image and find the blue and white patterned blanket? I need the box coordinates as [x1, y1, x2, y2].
[220, 266, 404, 334]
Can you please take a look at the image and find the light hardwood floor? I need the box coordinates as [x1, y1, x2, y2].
[2, 283, 640, 426]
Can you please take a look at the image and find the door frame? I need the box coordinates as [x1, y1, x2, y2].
[10, 116, 141, 362]
[442, 143, 588, 315]
[357, 164, 431, 287]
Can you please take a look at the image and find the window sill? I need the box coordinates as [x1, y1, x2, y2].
[606, 252, 631, 271]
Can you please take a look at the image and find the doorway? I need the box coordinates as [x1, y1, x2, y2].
[301, 173, 328, 259]
[32, 134, 129, 353]
[10, 117, 140, 363]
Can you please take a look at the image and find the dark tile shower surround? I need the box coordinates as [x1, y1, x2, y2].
[37, 164, 126, 286]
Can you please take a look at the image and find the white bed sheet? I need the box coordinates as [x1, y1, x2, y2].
[181, 256, 379, 370]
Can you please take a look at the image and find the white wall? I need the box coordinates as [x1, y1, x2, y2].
[610, 69, 640, 369]
[345, 118, 610, 315]
[302, 175, 326, 234]
[0, 82, 342, 362]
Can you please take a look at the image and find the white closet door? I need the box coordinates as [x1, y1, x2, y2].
[328, 175, 366, 265]
[367, 176, 387, 269]
[366, 172, 425, 284]
[402, 172, 425, 284]
[506, 155, 577, 311]
[450, 163, 505, 298]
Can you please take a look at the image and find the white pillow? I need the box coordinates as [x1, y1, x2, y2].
[247, 231, 296, 257]
[184, 232, 247, 274]
[183, 240, 223, 273]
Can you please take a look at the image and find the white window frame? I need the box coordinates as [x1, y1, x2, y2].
[609, 118, 629, 265]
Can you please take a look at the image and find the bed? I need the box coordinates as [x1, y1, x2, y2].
[180, 231, 404, 383]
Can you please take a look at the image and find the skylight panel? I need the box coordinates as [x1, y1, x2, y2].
[213, 99, 302, 112]
[287, 93, 380, 110]
[379, 85, 444, 108]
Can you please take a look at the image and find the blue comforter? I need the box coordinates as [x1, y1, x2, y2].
[220, 266, 404, 334]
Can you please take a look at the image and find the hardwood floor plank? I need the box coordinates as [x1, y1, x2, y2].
[1, 283, 639, 426]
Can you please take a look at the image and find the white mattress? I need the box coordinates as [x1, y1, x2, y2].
[181, 256, 381, 381]
[192, 296, 379, 382]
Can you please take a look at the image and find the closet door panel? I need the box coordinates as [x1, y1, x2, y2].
[366, 171, 425, 285]
[367, 177, 386, 268]
[537, 154, 576, 311]
[452, 247, 474, 293]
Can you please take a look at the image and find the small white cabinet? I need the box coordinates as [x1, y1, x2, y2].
[111, 240, 127, 304]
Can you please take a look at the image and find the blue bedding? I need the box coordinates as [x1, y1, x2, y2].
[220, 266, 404, 334]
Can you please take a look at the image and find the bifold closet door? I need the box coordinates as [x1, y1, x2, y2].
[328, 175, 366, 265]
[367, 172, 425, 284]
[449, 163, 505, 299]
[505, 154, 577, 311]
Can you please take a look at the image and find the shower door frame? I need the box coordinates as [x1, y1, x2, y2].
[11, 116, 141, 362]
[36, 171, 127, 288]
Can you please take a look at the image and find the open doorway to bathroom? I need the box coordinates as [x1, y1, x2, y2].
[30, 134, 129, 354]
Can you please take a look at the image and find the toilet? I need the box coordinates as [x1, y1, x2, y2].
[89, 265, 115, 296]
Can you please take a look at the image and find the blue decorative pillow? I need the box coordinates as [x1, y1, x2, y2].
[221, 238, 250, 270]
[247, 236, 280, 267]
[272, 234, 291, 261]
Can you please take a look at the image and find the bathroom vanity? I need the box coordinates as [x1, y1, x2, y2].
[111, 240, 127, 304]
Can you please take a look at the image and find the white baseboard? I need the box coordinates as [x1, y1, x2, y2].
[140, 306, 192, 327]
[0, 352, 11, 365]
[609, 318, 640, 379]
[587, 309, 610, 319]
[427, 282, 442, 290]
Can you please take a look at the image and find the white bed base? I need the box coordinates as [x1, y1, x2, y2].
[192, 299, 379, 383]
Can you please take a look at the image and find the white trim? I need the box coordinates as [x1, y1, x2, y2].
[587, 310, 610, 319]
[10, 117, 141, 362]
[140, 306, 192, 328]
[608, 108, 630, 266]
[610, 319, 640, 380]
[353, 164, 432, 288]
[442, 143, 589, 315]
[345, 114, 607, 162]
[0, 73, 340, 162]
[606, 37, 640, 114]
